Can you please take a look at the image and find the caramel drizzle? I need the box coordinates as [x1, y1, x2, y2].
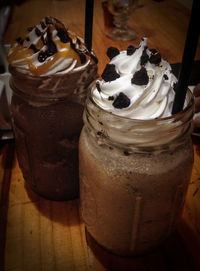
[8, 17, 98, 75]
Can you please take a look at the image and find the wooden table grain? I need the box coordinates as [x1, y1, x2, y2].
[1, 0, 200, 270]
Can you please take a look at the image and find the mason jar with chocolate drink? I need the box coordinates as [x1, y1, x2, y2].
[79, 38, 194, 255]
[8, 17, 98, 200]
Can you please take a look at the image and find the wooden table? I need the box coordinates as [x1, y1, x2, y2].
[1, 0, 200, 270]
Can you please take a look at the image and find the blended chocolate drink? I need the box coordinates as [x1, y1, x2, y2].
[8, 17, 98, 200]
[79, 38, 194, 255]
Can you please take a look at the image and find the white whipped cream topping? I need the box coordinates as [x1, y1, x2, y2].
[93, 38, 177, 119]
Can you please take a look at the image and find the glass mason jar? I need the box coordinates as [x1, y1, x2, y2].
[79, 88, 194, 255]
[10, 63, 97, 201]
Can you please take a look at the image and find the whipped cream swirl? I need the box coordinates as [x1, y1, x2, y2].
[93, 38, 177, 119]
[8, 17, 97, 76]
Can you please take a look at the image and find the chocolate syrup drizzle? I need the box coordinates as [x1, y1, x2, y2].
[16, 16, 98, 65]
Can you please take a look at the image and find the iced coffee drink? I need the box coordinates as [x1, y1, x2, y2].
[8, 17, 98, 200]
[79, 38, 194, 255]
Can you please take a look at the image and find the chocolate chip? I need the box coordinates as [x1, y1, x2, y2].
[45, 17, 52, 24]
[35, 27, 42, 37]
[41, 21, 46, 29]
[140, 47, 149, 65]
[106, 47, 120, 60]
[101, 64, 120, 82]
[131, 67, 149, 85]
[96, 82, 101, 93]
[113, 92, 130, 109]
[57, 28, 70, 43]
[29, 44, 39, 53]
[46, 40, 57, 56]
[108, 96, 114, 101]
[163, 74, 168, 80]
[127, 45, 136, 55]
[149, 53, 161, 65]
[97, 131, 103, 136]
[16, 37, 24, 45]
[38, 51, 47, 62]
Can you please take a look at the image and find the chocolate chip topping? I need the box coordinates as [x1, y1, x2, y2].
[108, 96, 114, 101]
[113, 92, 130, 109]
[127, 45, 136, 55]
[45, 17, 52, 25]
[101, 64, 120, 82]
[140, 47, 149, 65]
[57, 28, 70, 43]
[41, 21, 46, 29]
[35, 27, 42, 37]
[149, 53, 161, 65]
[46, 39, 57, 56]
[107, 47, 120, 60]
[38, 51, 47, 62]
[29, 44, 39, 53]
[131, 67, 149, 85]
[163, 74, 168, 80]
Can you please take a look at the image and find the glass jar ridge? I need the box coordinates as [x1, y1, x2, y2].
[84, 88, 194, 153]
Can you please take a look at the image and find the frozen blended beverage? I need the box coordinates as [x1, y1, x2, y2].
[79, 38, 194, 255]
[8, 17, 98, 200]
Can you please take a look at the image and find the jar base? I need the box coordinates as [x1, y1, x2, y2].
[85, 227, 172, 257]
[24, 181, 79, 201]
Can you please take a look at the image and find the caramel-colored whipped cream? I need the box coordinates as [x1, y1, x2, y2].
[8, 16, 97, 76]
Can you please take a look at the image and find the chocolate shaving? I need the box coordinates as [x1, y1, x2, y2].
[113, 92, 130, 109]
[127, 45, 136, 55]
[131, 67, 149, 85]
[108, 96, 114, 101]
[101, 64, 120, 82]
[107, 47, 120, 60]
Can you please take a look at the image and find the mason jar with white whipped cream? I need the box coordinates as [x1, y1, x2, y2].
[79, 38, 194, 255]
